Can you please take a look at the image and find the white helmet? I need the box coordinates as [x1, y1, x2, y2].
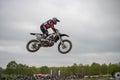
[52, 17, 60, 25]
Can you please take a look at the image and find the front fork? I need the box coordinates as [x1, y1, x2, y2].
[58, 34, 66, 49]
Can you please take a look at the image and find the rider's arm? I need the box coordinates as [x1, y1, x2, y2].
[52, 28, 57, 33]
[50, 21, 57, 33]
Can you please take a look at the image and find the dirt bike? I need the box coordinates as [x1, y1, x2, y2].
[26, 29, 72, 54]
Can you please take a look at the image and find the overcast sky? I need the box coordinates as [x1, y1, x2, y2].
[0, 0, 120, 68]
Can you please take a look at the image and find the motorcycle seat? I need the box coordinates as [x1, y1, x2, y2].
[30, 33, 42, 35]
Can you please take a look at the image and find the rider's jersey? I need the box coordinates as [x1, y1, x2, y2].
[43, 19, 55, 29]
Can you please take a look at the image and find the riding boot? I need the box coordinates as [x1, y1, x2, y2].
[43, 34, 47, 39]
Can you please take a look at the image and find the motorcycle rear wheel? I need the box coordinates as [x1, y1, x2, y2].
[26, 39, 41, 52]
[58, 39, 72, 54]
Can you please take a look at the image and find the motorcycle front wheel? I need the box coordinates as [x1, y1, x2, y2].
[58, 39, 72, 54]
[26, 39, 41, 52]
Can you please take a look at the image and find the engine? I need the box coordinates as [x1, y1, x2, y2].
[40, 34, 56, 47]
[48, 40, 54, 47]
[41, 39, 54, 47]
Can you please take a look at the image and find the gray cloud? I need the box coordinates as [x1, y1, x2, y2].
[0, 0, 120, 68]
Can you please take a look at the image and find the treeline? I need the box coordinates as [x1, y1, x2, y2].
[1, 61, 120, 76]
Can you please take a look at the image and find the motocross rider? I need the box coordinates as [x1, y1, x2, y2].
[40, 17, 60, 39]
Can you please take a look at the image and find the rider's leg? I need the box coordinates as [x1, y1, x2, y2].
[44, 31, 49, 38]
[40, 25, 48, 39]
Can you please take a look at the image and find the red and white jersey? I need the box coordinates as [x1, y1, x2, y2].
[43, 19, 55, 29]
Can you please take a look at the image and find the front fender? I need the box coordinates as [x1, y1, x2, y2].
[60, 34, 69, 37]
[54, 34, 69, 42]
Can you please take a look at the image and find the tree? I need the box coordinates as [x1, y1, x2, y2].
[90, 62, 101, 75]
[0, 67, 4, 73]
[70, 63, 78, 74]
[5, 61, 18, 74]
[40, 66, 49, 74]
[4, 61, 120, 77]
[83, 65, 90, 75]
[108, 63, 120, 76]
[16, 64, 29, 75]
[101, 64, 108, 75]
[60, 66, 71, 76]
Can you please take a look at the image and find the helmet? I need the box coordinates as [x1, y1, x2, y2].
[52, 17, 60, 25]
